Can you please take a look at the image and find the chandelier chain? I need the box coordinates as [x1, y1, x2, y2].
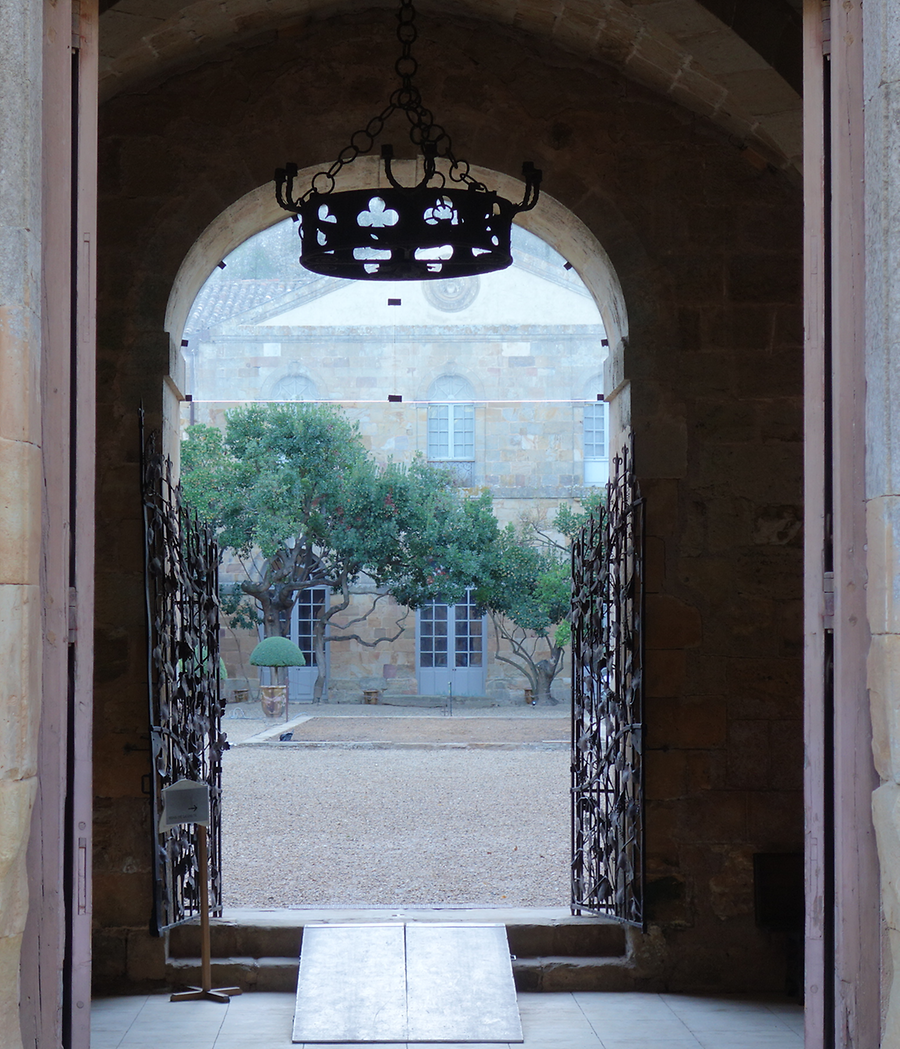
[273, 0, 541, 279]
[389, 0, 485, 189]
[282, 0, 486, 205]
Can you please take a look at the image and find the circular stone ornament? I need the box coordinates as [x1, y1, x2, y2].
[423, 276, 480, 312]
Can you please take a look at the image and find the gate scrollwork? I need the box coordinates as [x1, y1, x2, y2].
[142, 421, 227, 934]
[571, 440, 645, 927]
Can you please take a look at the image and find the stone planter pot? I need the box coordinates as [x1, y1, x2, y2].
[232, 687, 249, 705]
[260, 685, 286, 718]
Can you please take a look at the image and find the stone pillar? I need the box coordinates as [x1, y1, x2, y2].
[0, 2, 43, 1048]
[866, 3, 900, 1044]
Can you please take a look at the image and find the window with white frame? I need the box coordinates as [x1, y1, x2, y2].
[427, 375, 475, 483]
[583, 385, 609, 486]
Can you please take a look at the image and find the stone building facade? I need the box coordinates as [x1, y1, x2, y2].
[5, 3, 900, 1049]
[185, 223, 608, 703]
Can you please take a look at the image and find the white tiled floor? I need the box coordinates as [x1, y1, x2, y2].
[91, 991, 804, 1049]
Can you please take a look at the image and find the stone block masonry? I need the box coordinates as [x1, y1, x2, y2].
[94, 5, 802, 997]
[0, 1, 48, 1044]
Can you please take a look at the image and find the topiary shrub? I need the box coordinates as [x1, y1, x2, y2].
[249, 636, 306, 668]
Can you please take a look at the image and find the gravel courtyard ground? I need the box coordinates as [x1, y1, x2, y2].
[220, 703, 571, 908]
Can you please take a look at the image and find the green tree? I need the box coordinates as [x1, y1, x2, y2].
[530, 488, 606, 550]
[474, 493, 605, 705]
[474, 525, 570, 705]
[181, 402, 497, 702]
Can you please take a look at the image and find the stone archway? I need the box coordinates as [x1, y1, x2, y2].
[164, 179, 627, 915]
[164, 159, 633, 495]
[94, 9, 804, 992]
[164, 158, 629, 383]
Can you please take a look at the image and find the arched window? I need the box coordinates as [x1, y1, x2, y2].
[583, 378, 609, 486]
[426, 375, 475, 484]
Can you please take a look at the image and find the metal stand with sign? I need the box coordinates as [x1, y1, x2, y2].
[162, 780, 242, 1004]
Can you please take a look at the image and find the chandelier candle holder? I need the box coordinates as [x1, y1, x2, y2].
[275, 0, 541, 281]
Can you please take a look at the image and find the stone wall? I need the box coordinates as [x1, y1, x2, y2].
[94, 9, 803, 991]
[0, 3, 43, 1045]
[221, 590, 572, 707]
[191, 358, 602, 493]
[620, 113, 804, 987]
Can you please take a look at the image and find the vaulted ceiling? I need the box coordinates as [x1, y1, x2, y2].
[98, 0, 803, 171]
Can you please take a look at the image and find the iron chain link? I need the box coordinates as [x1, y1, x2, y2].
[291, 0, 486, 204]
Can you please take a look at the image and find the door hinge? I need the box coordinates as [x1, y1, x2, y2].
[72, 0, 84, 49]
[821, 1, 831, 57]
[77, 837, 88, 915]
[68, 586, 78, 644]
[823, 571, 835, 631]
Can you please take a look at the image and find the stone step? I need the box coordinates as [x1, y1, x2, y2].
[166, 908, 634, 994]
[168, 908, 627, 960]
[167, 956, 298, 993]
[511, 956, 638, 993]
[165, 953, 637, 995]
[365, 693, 559, 709]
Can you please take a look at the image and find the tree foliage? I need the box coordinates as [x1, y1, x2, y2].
[532, 487, 605, 549]
[181, 402, 498, 700]
[475, 492, 605, 704]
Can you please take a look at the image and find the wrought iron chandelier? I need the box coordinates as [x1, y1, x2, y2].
[274, 0, 541, 281]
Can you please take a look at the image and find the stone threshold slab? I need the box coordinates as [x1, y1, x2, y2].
[237, 740, 568, 750]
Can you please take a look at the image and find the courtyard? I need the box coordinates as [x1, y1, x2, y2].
[220, 701, 571, 909]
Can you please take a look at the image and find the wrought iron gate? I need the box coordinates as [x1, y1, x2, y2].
[571, 441, 645, 926]
[142, 421, 227, 933]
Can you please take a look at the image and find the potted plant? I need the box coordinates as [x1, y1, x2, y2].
[249, 636, 305, 720]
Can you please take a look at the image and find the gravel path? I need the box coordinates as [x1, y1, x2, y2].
[239, 716, 568, 746]
[221, 701, 569, 744]
[221, 722, 570, 908]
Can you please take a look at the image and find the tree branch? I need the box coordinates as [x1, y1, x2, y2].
[328, 597, 410, 646]
[530, 523, 569, 553]
[330, 592, 391, 629]
[321, 572, 353, 621]
[492, 615, 541, 662]
[490, 615, 537, 689]
[327, 626, 407, 647]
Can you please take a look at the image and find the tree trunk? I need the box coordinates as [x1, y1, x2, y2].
[534, 647, 563, 705]
[257, 594, 281, 638]
[312, 613, 328, 703]
[253, 587, 294, 639]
